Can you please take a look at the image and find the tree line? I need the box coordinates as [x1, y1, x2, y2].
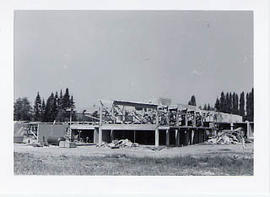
[188, 88, 254, 121]
[14, 88, 76, 122]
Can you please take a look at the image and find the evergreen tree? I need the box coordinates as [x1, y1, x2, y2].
[55, 91, 59, 110]
[246, 92, 249, 121]
[207, 104, 211, 110]
[14, 97, 32, 121]
[225, 93, 230, 113]
[220, 92, 225, 112]
[33, 92, 42, 121]
[246, 89, 254, 121]
[41, 99, 46, 121]
[59, 89, 63, 110]
[52, 94, 58, 121]
[239, 91, 245, 117]
[63, 88, 70, 109]
[250, 88, 254, 121]
[235, 93, 239, 114]
[203, 104, 207, 110]
[232, 92, 239, 114]
[188, 95, 196, 106]
[44, 93, 55, 122]
[215, 98, 220, 111]
[229, 92, 233, 113]
[70, 95, 75, 108]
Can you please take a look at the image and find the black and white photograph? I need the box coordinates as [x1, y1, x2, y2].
[13, 10, 255, 176]
[0, 0, 270, 196]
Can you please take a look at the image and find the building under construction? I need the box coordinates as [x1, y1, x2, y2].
[15, 98, 254, 147]
[68, 98, 253, 147]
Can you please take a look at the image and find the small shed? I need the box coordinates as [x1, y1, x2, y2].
[37, 123, 69, 144]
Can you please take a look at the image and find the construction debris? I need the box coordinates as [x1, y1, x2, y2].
[59, 141, 77, 148]
[206, 128, 249, 145]
[97, 139, 139, 149]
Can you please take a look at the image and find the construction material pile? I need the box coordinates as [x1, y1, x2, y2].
[98, 139, 139, 149]
[206, 128, 247, 145]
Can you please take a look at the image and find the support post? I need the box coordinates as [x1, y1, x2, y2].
[155, 129, 159, 147]
[110, 130, 114, 142]
[98, 128, 103, 145]
[230, 122, 234, 131]
[133, 130, 136, 143]
[166, 129, 170, 146]
[191, 130, 194, 144]
[155, 108, 159, 147]
[176, 109, 179, 126]
[94, 127, 99, 144]
[175, 129, 180, 146]
[246, 121, 250, 138]
[98, 101, 103, 145]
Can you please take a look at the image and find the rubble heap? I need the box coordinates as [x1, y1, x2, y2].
[98, 139, 139, 149]
[206, 128, 251, 145]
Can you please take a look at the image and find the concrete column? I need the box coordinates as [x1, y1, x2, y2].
[94, 128, 99, 144]
[133, 130, 136, 143]
[175, 129, 180, 147]
[166, 129, 170, 146]
[110, 130, 114, 142]
[98, 127, 103, 145]
[191, 130, 194, 145]
[246, 121, 250, 138]
[230, 122, 234, 131]
[98, 101, 103, 145]
[155, 108, 159, 147]
[155, 129, 159, 147]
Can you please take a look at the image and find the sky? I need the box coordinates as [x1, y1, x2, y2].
[14, 11, 253, 111]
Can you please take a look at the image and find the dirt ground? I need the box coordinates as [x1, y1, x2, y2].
[14, 143, 253, 176]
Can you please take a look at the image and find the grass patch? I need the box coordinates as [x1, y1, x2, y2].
[14, 152, 253, 176]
